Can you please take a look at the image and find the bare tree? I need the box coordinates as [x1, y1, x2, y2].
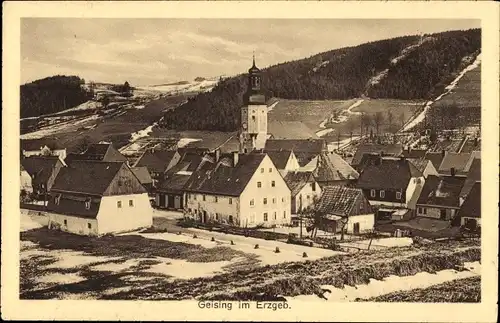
[373, 111, 384, 137]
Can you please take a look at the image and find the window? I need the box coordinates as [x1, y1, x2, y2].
[203, 195, 206, 201]
[423, 208, 427, 215]
[272, 198, 276, 204]
[229, 198, 232, 205]
[418, 207, 422, 214]
[129, 200, 134, 207]
[214, 196, 218, 203]
[87, 223, 92, 229]
[261, 168, 264, 173]
[283, 211, 286, 218]
[257, 182, 262, 188]
[263, 198, 267, 205]
[250, 199, 254, 206]
[370, 189, 376, 198]
[312, 182, 316, 191]
[263, 213, 268, 221]
[274, 212, 277, 220]
[252, 116, 256, 121]
[307, 195, 311, 200]
[215, 213, 219, 221]
[55, 194, 61, 205]
[194, 195, 197, 201]
[269, 168, 272, 173]
[380, 190, 385, 198]
[282, 197, 285, 202]
[271, 181, 275, 187]
[64, 219, 67, 226]
[396, 192, 402, 200]
[85, 198, 91, 210]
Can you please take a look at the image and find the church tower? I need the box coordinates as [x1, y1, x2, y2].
[239, 55, 268, 153]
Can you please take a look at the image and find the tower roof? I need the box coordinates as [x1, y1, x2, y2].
[248, 54, 260, 73]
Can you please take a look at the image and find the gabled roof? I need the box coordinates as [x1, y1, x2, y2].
[458, 182, 481, 218]
[313, 152, 359, 182]
[133, 149, 179, 173]
[179, 152, 205, 172]
[293, 152, 319, 167]
[351, 143, 403, 166]
[438, 152, 471, 175]
[157, 171, 193, 193]
[424, 151, 446, 171]
[316, 186, 369, 216]
[417, 175, 466, 208]
[21, 156, 63, 183]
[463, 151, 480, 172]
[21, 138, 65, 151]
[66, 143, 128, 162]
[131, 166, 153, 185]
[184, 153, 267, 196]
[50, 161, 139, 196]
[460, 158, 481, 198]
[264, 139, 326, 153]
[408, 158, 431, 173]
[266, 150, 292, 170]
[47, 194, 101, 219]
[357, 158, 422, 190]
[284, 171, 314, 197]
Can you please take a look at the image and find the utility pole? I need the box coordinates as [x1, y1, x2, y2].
[299, 214, 303, 239]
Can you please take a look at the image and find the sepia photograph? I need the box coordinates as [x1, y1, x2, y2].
[2, 1, 499, 322]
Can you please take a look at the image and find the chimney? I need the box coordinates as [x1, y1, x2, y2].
[233, 151, 239, 166]
[215, 149, 220, 162]
[441, 149, 446, 158]
[450, 167, 456, 177]
[407, 146, 411, 154]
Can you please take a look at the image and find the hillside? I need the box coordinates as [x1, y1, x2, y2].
[160, 28, 480, 132]
[20, 75, 93, 118]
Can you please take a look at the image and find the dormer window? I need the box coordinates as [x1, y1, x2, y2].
[370, 189, 376, 198]
[380, 190, 385, 198]
[85, 198, 91, 210]
[55, 194, 61, 205]
[396, 192, 402, 200]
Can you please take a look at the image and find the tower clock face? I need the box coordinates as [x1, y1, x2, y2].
[242, 122, 247, 130]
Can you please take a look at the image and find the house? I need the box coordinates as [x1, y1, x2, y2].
[438, 152, 472, 176]
[133, 149, 181, 186]
[356, 156, 424, 221]
[184, 152, 291, 228]
[283, 171, 321, 214]
[66, 143, 128, 163]
[21, 155, 66, 203]
[21, 138, 67, 160]
[155, 152, 206, 210]
[459, 158, 481, 200]
[315, 186, 374, 234]
[266, 150, 300, 172]
[408, 158, 439, 179]
[264, 139, 327, 169]
[130, 166, 153, 192]
[46, 160, 153, 236]
[20, 164, 33, 194]
[416, 175, 466, 221]
[457, 181, 481, 228]
[351, 143, 403, 170]
[313, 152, 359, 187]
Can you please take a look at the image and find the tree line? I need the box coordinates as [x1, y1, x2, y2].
[160, 28, 480, 132]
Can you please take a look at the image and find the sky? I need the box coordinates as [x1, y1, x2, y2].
[21, 19, 480, 86]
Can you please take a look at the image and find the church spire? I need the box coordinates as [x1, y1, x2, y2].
[252, 51, 256, 68]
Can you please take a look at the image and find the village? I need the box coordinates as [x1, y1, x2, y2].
[19, 55, 481, 301]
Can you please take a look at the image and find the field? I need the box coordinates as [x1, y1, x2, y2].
[20, 211, 480, 301]
[362, 276, 481, 302]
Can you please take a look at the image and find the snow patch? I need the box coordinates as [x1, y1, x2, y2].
[177, 138, 202, 148]
[45, 251, 121, 269]
[267, 100, 280, 112]
[20, 115, 99, 140]
[37, 273, 85, 285]
[129, 123, 157, 142]
[145, 257, 233, 279]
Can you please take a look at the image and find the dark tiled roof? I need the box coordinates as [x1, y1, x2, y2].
[266, 151, 292, 169]
[460, 159, 481, 198]
[438, 152, 471, 175]
[157, 173, 192, 193]
[424, 152, 446, 171]
[408, 158, 430, 173]
[400, 149, 427, 159]
[134, 150, 179, 173]
[264, 139, 326, 153]
[417, 175, 466, 208]
[357, 158, 422, 190]
[21, 156, 63, 183]
[51, 161, 126, 196]
[458, 182, 481, 218]
[131, 166, 153, 184]
[313, 152, 359, 182]
[293, 151, 319, 167]
[184, 153, 266, 196]
[284, 171, 314, 197]
[463, 151, 480, 172]
[179, 152, 205, 172]
[21, 138, 65, 151]
[316, 186, 369, 216]
[351, 143, 403, 166]
[47, 194, 101, 219]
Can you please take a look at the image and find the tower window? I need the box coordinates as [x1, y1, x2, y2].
[252, 116, 256, 121]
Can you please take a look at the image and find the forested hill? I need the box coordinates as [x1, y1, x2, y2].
[160, 28, 480, 131]
[20, 75, 92, 118]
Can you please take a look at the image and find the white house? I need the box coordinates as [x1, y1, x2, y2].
[46, 160, 153, 235]
[184, 152, 291, 228]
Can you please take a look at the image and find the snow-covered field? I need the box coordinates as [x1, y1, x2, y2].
[177, 138, 202, 148]
[129, 123, 157, 142]
[20, 115, 99, 140]
[137, 78, 219, 96]
[289, 261, 480, 302]
[402, 54, 481, 132]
